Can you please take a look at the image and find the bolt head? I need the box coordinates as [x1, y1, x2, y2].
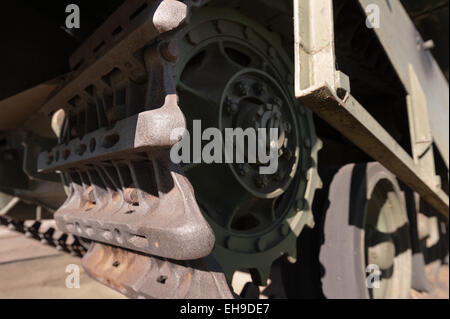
[124, 188, 139, 205]
[236, 82, 250, 96]
[257, 238, 266, 251]
[273, 170, 283, 181]
[273, 97, 283, 107]
[160, 41, 179, 62]
[224, 98, 238, 115]
[226, 236, 234, 249]
[83, 186, 95, 203]
[273, 111, 281, 120]
[226, 103, 238, 115]
[237, 164, 248, 176]
[304, 138, 311, 148]
[254, 174, 269, 188]
[257, 106, 265, 116]
[254, 82, 267, 95]
[421, 39, 435, 50]
[281, 224, 290, 236]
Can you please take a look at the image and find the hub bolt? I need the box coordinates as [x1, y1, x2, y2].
[225, 98, 238, 115]
[236, 82, 250, 96]
[160, 41, 179, 62]
[257, 238, 266, 251]
[281, 224, 290, 236]
[304, 138, 311, 148]
[254, 174, 269, 188]
[254, 82, 267, 95]
[237, 164, 249, 176]
[273, 170, 283, 181]
[273, 111, 281, 120]
[257, 106, 265, 116]
[273, 97, 283, 107]
[227, 104, 237, 115]
[226, 103, 238, 115]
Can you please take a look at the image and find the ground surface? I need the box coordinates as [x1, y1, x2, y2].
[0, 223, 125, 299]
[0, 223, 448, 299]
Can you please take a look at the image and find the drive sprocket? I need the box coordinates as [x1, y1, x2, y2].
[173, 7, 322, 285]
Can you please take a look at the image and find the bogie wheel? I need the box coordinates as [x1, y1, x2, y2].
[319, 163, 412, 298]
[417, 209, 449, 285]
[172, 7, 322, 286]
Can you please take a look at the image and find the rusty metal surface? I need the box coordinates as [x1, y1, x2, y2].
[51, 154, 215, 260]
[82, 242, 234, 299]
[37, 88, 185, 173]
[68, 0, 187, 73]
[37, 45, 216, 260]
[37, 0, 215, 262]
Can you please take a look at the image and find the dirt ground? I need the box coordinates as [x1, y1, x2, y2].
[0, 223, 447, 299]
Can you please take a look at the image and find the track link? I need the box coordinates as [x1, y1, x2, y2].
[36, 0, 233, 299]
[0, 216, 87, 257]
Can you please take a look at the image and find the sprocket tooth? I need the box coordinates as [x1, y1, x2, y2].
[170, 6, 324, 289]
[305, 210, 315, 229]
[240, 282, 260, 299]
[286, 246, 298, 263]
[249, 266, 271, 287]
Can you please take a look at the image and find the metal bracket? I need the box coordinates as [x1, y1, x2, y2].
[293, 0, 449, 218]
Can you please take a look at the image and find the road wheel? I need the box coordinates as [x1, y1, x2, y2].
[319, 163, 412, 298]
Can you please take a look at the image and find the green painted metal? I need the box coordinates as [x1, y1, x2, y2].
[173, 7, 322, 285]
[294, 0, 449, 219]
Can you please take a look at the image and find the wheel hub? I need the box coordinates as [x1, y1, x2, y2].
[220, 70, 299, 198]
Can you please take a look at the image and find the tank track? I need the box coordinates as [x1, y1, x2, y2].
[0, 215, 235, 298]
[0, 215, 87, 257]
[35, 0, 235, 299]
[33, 0, 320, 299]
